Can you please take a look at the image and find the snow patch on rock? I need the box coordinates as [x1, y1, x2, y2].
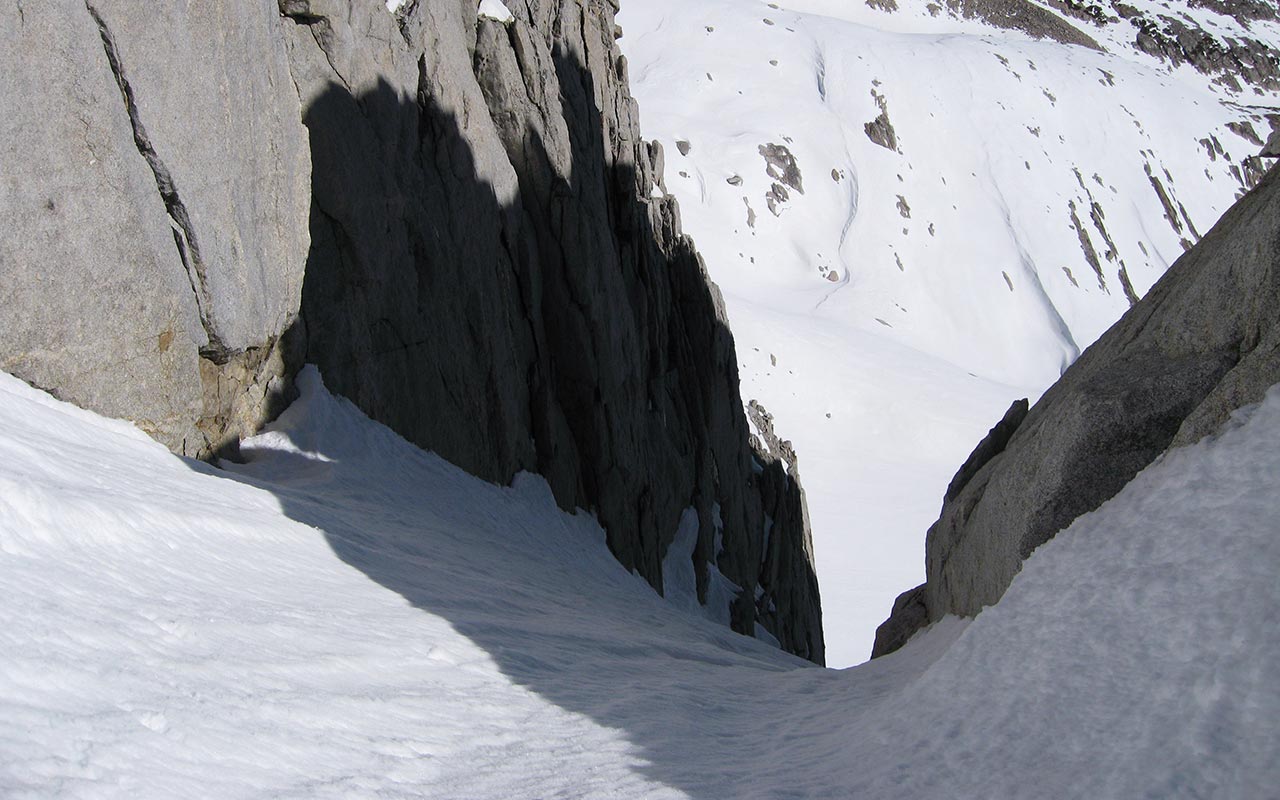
[478, 0, 516, 24]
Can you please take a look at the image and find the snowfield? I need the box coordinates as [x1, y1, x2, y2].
[616, 0, 1280, 664]
[3, 367, 1277, 797]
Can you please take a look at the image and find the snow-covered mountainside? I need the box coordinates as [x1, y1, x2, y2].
[3, 368, 1277, 797]
[617, 0, 1280, 664]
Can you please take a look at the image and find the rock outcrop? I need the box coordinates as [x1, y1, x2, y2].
[947, 0, 1103, 50]
[934, 0, 1280, 91]
[1128, 7, 1280, 91]
[0, 0, 822, 663]
[874, 160, 1280, 658]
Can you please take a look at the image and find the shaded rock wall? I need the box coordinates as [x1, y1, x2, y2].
[0, 0, 822, 662]
[874, 161, 1280, 657]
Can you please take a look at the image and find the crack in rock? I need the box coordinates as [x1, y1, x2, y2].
[85, 1, 230, 363]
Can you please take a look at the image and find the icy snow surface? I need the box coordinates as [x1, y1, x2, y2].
[2, 368, 1277, 797]
[617, 0, 1280, 664]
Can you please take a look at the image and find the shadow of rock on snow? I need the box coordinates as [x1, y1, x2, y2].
[281, 28, 822, 665]
[218, 371, 843, 797]
[208, 27, 825, 800]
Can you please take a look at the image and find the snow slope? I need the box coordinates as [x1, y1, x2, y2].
[3, 368, 1277, 797]
[617, 0, 1280, 664]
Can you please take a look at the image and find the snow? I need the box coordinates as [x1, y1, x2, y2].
[477, 0, 515, 24]
[387, 0, 516, 21]
[616, 0, 1280, 665]
[3, 368, 1278, 796]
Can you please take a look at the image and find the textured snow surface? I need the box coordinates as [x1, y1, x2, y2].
[618, 0, 1280, 664]
[3, 368, 1277, 797]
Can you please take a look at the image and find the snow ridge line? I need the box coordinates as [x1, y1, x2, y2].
[84, 1, 230, 364]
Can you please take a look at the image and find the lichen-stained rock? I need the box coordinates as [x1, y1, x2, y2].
[874, 163, 1280, 656]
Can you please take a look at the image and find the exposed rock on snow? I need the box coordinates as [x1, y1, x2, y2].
[746, 399, 797, 471]
[758, 142, 804, 194]
[949, 0, 1103, 50]
[877, 162, 1280, 652]
[1131, 9, 1280, 90]
[864, 89, 899, 151]
[945, 0, 1280, 89]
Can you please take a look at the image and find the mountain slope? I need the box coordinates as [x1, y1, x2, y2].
[617, 0, 1280, 664]
[875, 158, 1280, 654]
[2, 366, 1277, 797]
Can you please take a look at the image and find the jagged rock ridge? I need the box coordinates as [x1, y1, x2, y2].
[926, 0, 1280, 90]
[0, 0, 822, 663]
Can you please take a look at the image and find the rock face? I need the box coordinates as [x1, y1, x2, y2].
[873, 161, 1280, 658]
[1124, 4, 1280, 91]
[0, 0, 822, 663]
[1, 0, 309, 456]
[947, 0, 1103, 50]
[1264, 128, 1280, 157]
[929, 0, 1280, 91]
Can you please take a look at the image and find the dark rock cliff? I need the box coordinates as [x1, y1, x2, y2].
[933, 0, 1280, 91]
[0, 0, 823, 663]
[874, 160, 1280, 658]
